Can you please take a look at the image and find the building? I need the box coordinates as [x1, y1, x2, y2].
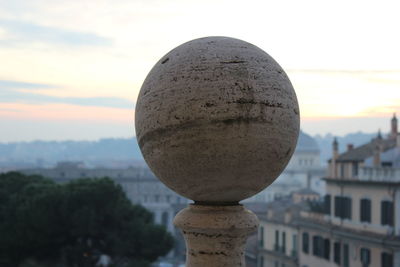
[257, 114, 400, 267]
[256, 191, 314, 267]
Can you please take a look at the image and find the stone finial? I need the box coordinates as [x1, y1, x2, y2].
[135, 36, 300, 204]
[135, 37, 299, 267]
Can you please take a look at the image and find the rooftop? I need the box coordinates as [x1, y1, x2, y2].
[335, 137, 396, 162]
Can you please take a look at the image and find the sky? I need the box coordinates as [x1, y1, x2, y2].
[0, 0, 399, 142]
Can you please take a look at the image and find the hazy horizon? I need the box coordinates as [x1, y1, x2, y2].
[0, 115, 393, 143]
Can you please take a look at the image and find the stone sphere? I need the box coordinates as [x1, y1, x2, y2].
[135, 36, 299, 204]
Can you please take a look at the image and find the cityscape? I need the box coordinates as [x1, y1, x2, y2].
[1, 0, 399, 267]
[0, 114, 398, 266]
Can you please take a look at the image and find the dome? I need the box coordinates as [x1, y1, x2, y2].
[296, 131, 319, 152]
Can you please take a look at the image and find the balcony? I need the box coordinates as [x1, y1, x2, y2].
[359, 167, 400, 182]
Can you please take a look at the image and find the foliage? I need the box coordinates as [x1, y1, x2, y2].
[0, 172, 173, 267]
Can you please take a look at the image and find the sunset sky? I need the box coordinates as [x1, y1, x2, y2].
[0, 0, 399, 142]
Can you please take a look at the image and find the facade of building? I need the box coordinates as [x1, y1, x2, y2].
[257, 193, 311, 267]
[257, 114, 400, 267]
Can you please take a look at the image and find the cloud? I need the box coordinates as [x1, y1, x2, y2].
[0, 80, 55, 89]
[0, 19, 112, 46]
[0, 80, 133, 109]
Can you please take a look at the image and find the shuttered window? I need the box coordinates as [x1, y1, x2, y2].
[323, 239, 330, 260]
[381, 252, 393, 267]
[312, 235, 330, 260]
[282, 232, 286, 253]
[275, 230, 280, 251]
[302, 232, 309, 254]
[335, 196, 352, 219]
[360, 248, 370, 267]
[334, 242, 341, 265]
[343, 244, 349, 267]
[360, 199, 371, 223]
[381, 201, 394, 226]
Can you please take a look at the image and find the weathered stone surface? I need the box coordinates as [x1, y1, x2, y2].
[174, 205, 258, 267]
[135, 36, 299, 203]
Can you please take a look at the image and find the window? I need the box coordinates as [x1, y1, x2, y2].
[259, 227, 264, 248]
[275, 230, 280, 251]
[282, 232, 286, 253]
[343, 244, 349, 267]
[312, 236, 321, 256]
[381, 252, 393, 267]
[360, 248, 370, 267]
[334, 242, 341, 265]
[259, 256, 264, 267]
[155, 195, 160, 202]
[381, 201, 394, 226]
[360, 199, 371, 223]
[312, 236, 330, 260]
[302, 232, 309, 254]
[323, 238, 330, 260]
[335, 196, 352, 219]
[324, 195, 331, 215]
[352, 162, 359, 176]
[292, 234, 297, 257]
[166, 195, 171, 203]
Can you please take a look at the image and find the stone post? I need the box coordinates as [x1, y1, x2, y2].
[174, 205, 258, 267]
[135, 36, 300, 267]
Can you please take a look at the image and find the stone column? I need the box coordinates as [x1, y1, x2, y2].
[174, 205, 258, 267]
[135, 36, 300, 267]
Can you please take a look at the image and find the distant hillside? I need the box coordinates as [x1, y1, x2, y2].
[0, 138, 144, 168]
[0, 131, 381, 169]
[314, 132, 377, 164]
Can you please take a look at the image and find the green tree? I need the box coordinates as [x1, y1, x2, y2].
[0, 172, 173, 267]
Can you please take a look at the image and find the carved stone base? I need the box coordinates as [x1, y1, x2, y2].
[174, 204, 259, 267]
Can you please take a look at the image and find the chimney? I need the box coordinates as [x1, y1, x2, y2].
[391, 113, 398, 139]
[347, 144, 354, 151]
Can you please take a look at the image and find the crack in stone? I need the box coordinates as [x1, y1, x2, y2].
[161, 57, 169, 64]
[230, 98, 284, 108]
[220, 60, 246, 64]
